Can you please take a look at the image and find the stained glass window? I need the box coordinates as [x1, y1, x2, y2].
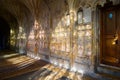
[83, 7, 92, 23]
[109, 13, 113, 19]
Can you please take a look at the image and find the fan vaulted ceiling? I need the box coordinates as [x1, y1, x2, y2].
[0, 0, 67, 24]
[0, 0, 117, 27]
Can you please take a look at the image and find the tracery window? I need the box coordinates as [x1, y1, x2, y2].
[74, 7, 92, 64]
[50, 16, 70, 67]
[50, 7, 92, 67]
[77, 8, 83, 24]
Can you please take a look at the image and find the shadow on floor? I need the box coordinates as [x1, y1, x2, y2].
[0, 50, 49, 80]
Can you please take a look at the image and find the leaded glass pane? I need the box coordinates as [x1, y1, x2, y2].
[83, 8, 92, 23]
[78, 11, 83, 24]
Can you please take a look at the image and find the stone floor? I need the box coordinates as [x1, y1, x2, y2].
[7, 64, 97, 80]
[0, 50, 120, 80]
[6, 64, 120, 80]
[0, 50, 48, 80]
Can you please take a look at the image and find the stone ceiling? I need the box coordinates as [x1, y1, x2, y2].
[0, 0, 68, 26]
[0, 0, 119, 27]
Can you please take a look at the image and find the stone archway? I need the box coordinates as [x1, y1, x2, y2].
[0, 17, 10, 50]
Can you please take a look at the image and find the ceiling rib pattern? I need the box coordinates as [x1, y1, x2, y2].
[0, 0, 119, 27]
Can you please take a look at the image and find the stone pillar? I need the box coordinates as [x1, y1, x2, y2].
[69, 12, 75, 69]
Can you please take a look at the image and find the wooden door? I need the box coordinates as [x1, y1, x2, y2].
[100, 5, 120, 67]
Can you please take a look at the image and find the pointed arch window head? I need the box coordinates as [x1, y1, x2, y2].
[83, 7, 92, 23]
[66, 12, 70, 26]
[77, 8, 83, 24]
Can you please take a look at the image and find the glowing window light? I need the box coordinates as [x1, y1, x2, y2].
[78, 9, 83, 24]
[64, 65, 69, 69]
[28, 30, 34, 39]
[71, 67, 76, 72]
[10, 41, 15, 46]
[29, 35, 34, 39]
[83, 7, 92, 23]
[34, 20, 39, 29]
[86, 24, 92, 29]
[21, 33, 26, 39]
[78, 70, 84, 76]
[54, 61, 58, 66]
[66, 13, 70, 26]
[59, 63, 62, 67]
[10, 29, 16, 46]
[85, 30, 91, 36]
[19, 27, 23, 33]
[10, 29, 14, 34]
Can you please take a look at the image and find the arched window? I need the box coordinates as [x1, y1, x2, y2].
[77, 8, 83, 24]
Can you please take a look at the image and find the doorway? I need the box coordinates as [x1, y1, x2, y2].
[100, 5, 120, 68]
[0, 18, 10, 50]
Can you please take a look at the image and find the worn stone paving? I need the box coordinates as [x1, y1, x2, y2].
[7, 64, 120, 80]
[0, 50, 119, 80]
[0, 50, 49, 80]
[8, 64, 98, 80]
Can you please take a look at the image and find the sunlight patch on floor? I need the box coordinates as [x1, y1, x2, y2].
[0, 53, 19, 58]
[29, 64, 84, 80]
